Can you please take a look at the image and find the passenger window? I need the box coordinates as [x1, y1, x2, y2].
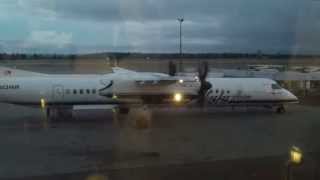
[86, 89, 90, 94]
[92, 89, 96, 94]
[73, 89, 77, 94]
[227, 90, 230, 94]
[80, 89, 84, 94]
[216, 89, 219, 93]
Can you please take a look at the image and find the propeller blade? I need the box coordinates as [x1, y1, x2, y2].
[198, 61, 208, 81]
[168, 61, 177, 76]
[197, 61, 211, 106]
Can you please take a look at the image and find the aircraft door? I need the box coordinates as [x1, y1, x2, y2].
[52, 85, 64, 102]
[236, 83, 244, 96]
[263, 83, 272, 93]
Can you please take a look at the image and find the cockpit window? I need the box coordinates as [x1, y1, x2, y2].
[272, 84, 282, 90]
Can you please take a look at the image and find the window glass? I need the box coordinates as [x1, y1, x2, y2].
[1, 1, 316, 179]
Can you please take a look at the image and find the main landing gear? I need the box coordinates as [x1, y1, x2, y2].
[45, 107, 74, 121]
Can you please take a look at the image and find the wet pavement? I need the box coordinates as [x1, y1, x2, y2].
[0, 61, 319, 179]
[0, 104, 320, 179]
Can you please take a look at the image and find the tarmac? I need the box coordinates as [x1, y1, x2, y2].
[0, 60, 320, 179]
[0, 104, 320, 179]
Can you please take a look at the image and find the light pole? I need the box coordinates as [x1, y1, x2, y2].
[177, 18, 184, 72]
[177, 18, 184, 55]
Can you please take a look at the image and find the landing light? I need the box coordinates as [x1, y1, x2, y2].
[173, 93, 183, 102]
[179, 79, 184, 84]
[112, 94, 118, 99]
[40, 98, 46, 109]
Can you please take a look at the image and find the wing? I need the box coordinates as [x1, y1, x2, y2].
[111, 67, 197, 85]
[135, 78, 180, 86]
[107, 67, 200, 104]
[112, 67, 138, 74]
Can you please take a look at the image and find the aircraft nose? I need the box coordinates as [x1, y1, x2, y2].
[284, 89, 299, 103]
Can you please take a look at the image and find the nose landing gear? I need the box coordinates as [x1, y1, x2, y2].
[276, 105, 286, 114]
[45, 107, 74, 121]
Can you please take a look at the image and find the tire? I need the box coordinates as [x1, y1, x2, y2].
[119, 108, 130, 114]
[46, 108, 74, 121]
[276, 105, 286, 114]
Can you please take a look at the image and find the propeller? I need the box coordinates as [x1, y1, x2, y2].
[168, 61, 177, 76]
[197, 61, 212, 106]
[168, 60, 211, 106]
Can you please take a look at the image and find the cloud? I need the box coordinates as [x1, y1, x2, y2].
[15, 0, 236, 23]
[1, 0, 320, 54]
[0, 30, 76, 54]
[24, 30, 72, 48]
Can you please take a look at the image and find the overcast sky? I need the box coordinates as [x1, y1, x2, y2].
[1, 0, 320, 54]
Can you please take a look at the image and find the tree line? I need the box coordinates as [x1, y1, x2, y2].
[84, 52, 319, 59]
[0, 53, 77, 60]
[0, 52, 318, 60]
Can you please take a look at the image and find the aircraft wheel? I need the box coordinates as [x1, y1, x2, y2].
[47, 108, 57, 121]
[46, 108, 74, 121]
[46, 108, 50, 119]
[263, 105, 273, 109]
[58, 108, 74, 120]
[119, 107, 130, 114]
[276, 105, 286, 114]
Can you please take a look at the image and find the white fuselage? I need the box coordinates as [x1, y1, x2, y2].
[0, 73, 199, 106]
[0, 76, 107, 105]
[205, 78, 298, 106]
[0, 73, 298, 107]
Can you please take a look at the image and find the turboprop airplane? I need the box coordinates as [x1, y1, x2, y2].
[0, 64, 298, 121]
[0, 66, 199, 120]
[203, 78, 298, 113]
[175, 62, 298, 113]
